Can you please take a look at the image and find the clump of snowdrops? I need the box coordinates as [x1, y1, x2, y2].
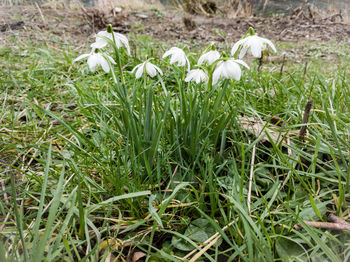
[73, 24, 276, 183]
[74, 25, 275, 86]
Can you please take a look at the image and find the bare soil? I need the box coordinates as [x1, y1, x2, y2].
[0, 5, 349, 48]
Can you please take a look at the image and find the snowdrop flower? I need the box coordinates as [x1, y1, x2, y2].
[132, 61, 163, 79]
[212, 59, 249, 84]
[185, 69, 208, 84]
[231, 35, 276, 59]
[91, 30, 130, 55]
[162, 47, 190, 70]
[197, 50, 220, 66]
[73, 50, 116, 73]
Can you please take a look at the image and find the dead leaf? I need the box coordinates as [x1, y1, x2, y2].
[238, 116, 298, 145]
[132, 251, 146, 262]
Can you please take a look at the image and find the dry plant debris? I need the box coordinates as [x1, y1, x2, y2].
[295, 214, 350, 232]
[1, 4, 349, 49]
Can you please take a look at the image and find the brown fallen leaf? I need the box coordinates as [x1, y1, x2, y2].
[238, 116, 299, 145]
[132, 251, 146, 262]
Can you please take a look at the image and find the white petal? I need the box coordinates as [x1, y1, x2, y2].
[99, 56, 110, 73]
[231, 38, 245, 57]
[87, 54, 99, 72]
[91, 39, 108, 49]
[146, 63, 157, 77]
[132, 62, 145, 79]
[154, 64, 163, 76]
[233, 59, 250, 69]
[135, 65, 144, 79]
[197, 54, 205, 65]
[184, 72, 192, 82]
[162, 50, 172, 58]
[169, 54, 179, 65]
[115, 33, 130, 55]
[106, 55, 116, 64]
[227, 61, 241, 80]
[131, 63, 142, 73]
[96, 31, 110, 37]
[73, 53, 91, 63]
[208, 51, 220, 65]
[239, 45, 248, 59]
[264, 39, 277, 53]
[212, 64, 223, 85]
[250, 43, 262, 58]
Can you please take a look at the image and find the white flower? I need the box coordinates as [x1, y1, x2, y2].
[212, 59, 249, 84]
[73, 50, 116, 73]
[162, 47, 190, 70]
[231, 35, 276, 59]
[197, 50, 220, 66]
[185, 69, 208, 84]
[91, 31, 130, 55]
[131, 61, 163, 79]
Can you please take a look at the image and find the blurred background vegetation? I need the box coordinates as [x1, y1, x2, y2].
[1, 0, 349, 18]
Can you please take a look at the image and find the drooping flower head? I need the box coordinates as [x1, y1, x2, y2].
[132, 61, 163, 79]
[212, 59, 249, 85]
[73, 49, 116, 73]
[162, 47, 190, 70]
[231, 35, 276, 59]
[91, 30, 131, 55]
[185, 69, 208, 84]
[197, 50, 220, 66]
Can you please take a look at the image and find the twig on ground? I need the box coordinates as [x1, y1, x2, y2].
[279, 54, 286, 77]
[295, 214, 350, 232]
[303, 61, 308, 80]
[298, 100, 313, 141]
[328, 214, 350, 227]
[247, 144, 256, 213]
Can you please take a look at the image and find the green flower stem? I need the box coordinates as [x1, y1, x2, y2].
[207, 68, 213, 92]
[243, 26, 255, 38]
[110, 32, 125, 85]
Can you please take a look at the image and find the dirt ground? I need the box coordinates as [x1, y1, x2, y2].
[0, 4, 349, 49]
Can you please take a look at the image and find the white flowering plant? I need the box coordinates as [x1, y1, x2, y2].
[71, 26, 281, 258]
[72, 25, 276, 172]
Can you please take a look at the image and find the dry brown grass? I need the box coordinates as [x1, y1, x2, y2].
[94, 0, 163, 11]
[170, 0, 252, 17]
[1, 0, 163, 11]
[223, 0, 252, 18]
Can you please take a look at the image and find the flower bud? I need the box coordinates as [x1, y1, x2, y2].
[106, 24, 113, 33]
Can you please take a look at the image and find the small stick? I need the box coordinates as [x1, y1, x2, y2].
[295, 220, 350, 232]
[258, 55, 263, 72]
[303, 61, 308, 80]
[328, 214, 350, 227]
[247, 144, 256, 213]
[298, 100, 313, 141]
[279, 54, 286, 77]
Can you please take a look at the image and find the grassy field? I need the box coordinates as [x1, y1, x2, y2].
[1, 26, 350, 262]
